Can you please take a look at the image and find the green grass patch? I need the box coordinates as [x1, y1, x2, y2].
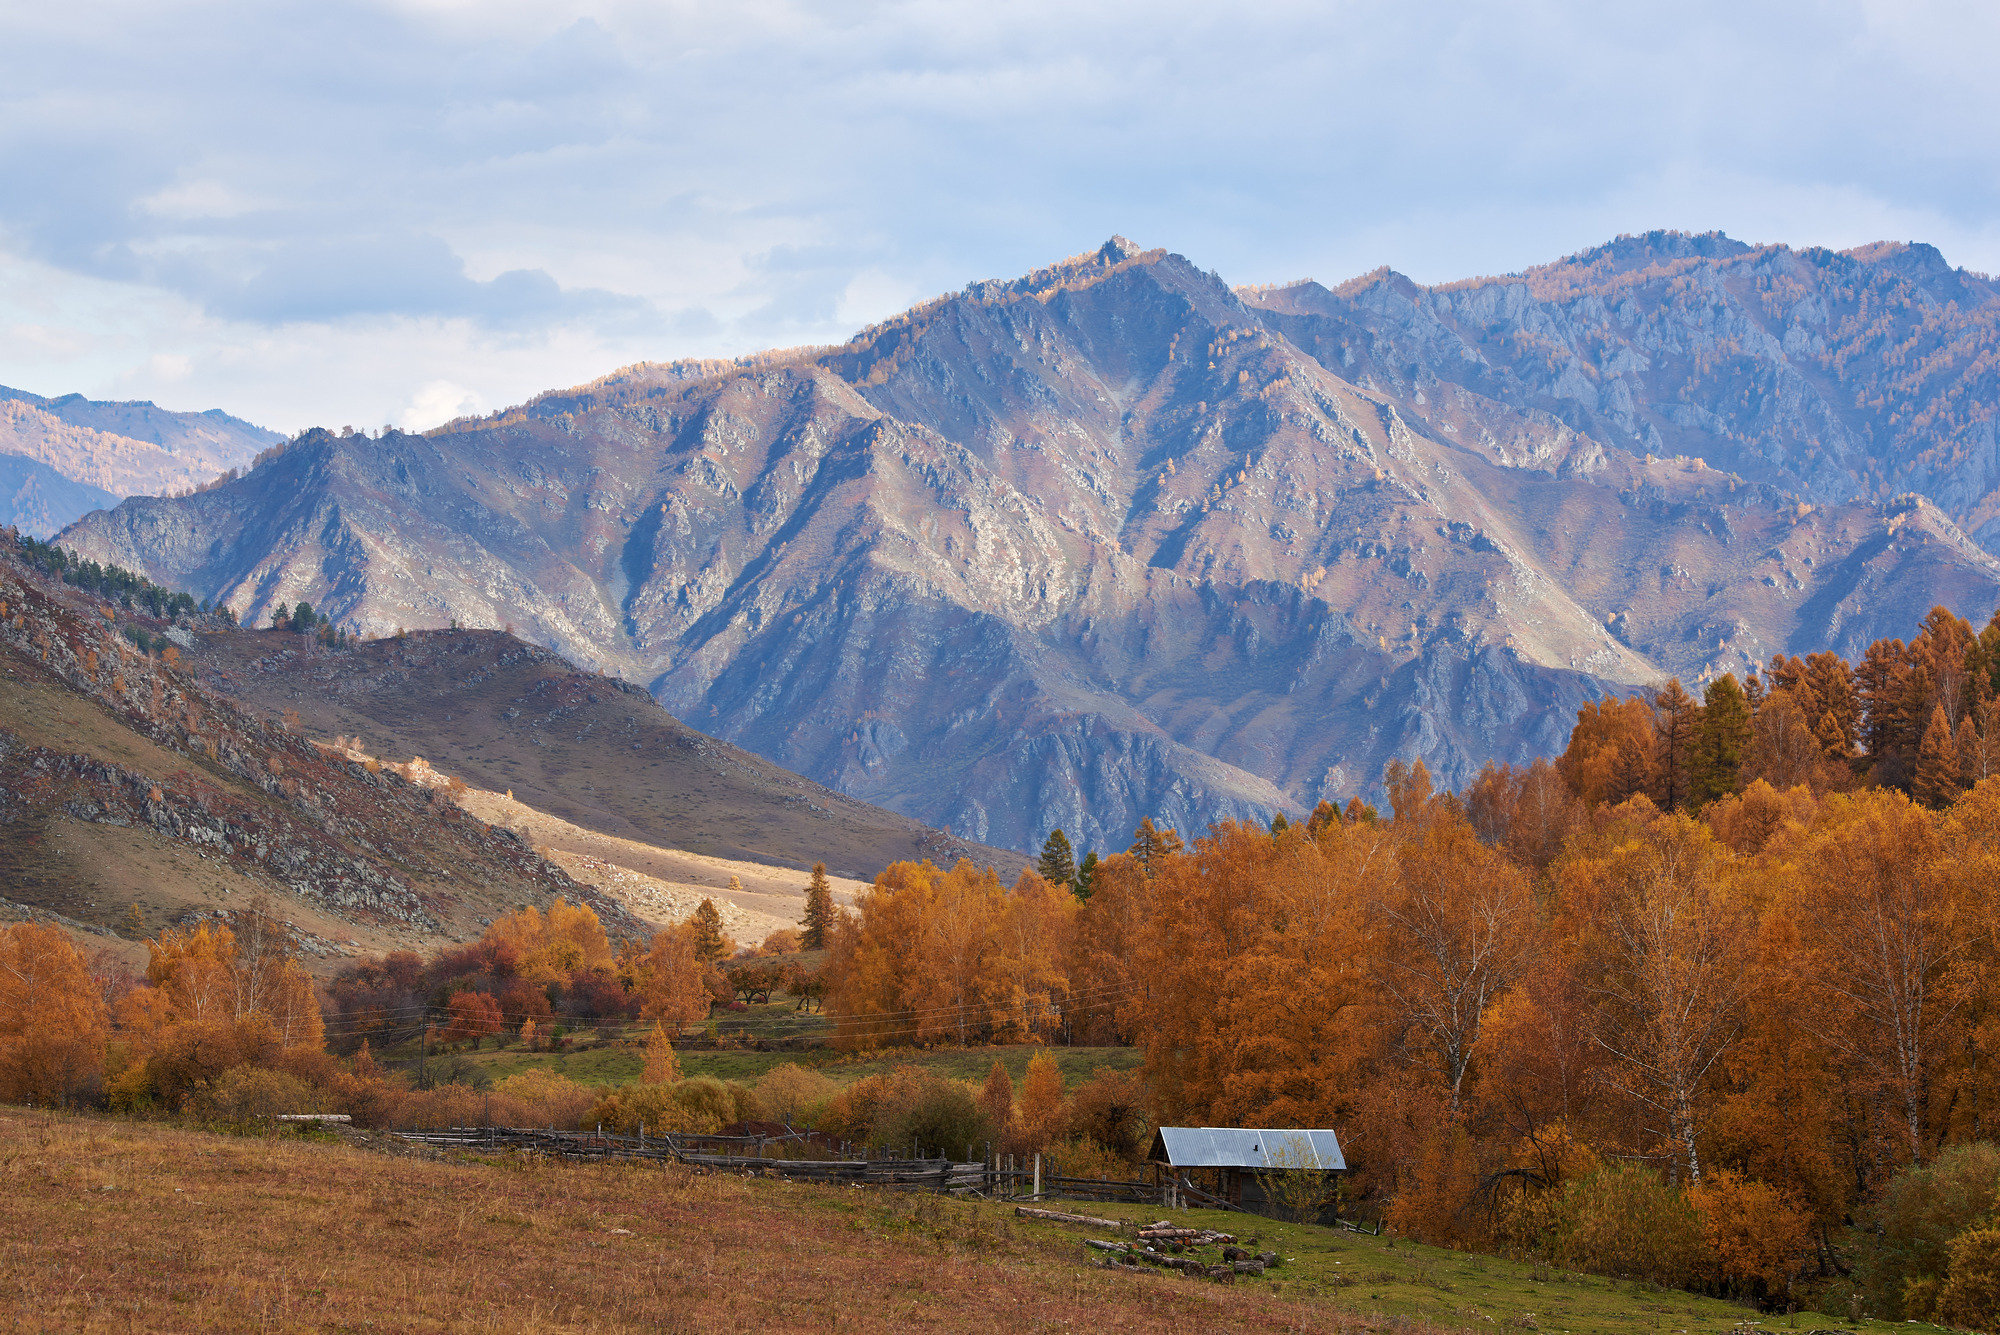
[978, 1197, 1900, 1335]
[427, 1040, 1143, 1093]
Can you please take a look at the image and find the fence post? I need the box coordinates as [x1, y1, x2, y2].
[1032, 1153, 1041, 1200]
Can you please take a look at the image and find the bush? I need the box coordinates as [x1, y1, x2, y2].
[394, 1083, 488, 1130]
[818, 1066, 991, 1155]
[197, 1065, 319, 1126]
[1937, 1228, 2000, 1332]
[589, 1083, 720, 1136]
[876, 1078, 988, 1161]
[1868, 1143, 2000, 1318]
[673, 1075, 764, 1127]
[757, 1063, 839, 1127]
[1388, 1120, 1485, 1247]
[1063, 1069, 1152, 1162]
[1553, 1161, 1708, 1288]
[1689, 1169, 1813, 1297]
[1044, 1135, 1137, 1181]
[490, 1070, 597, 1129]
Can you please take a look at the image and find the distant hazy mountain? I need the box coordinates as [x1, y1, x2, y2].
[0, 386, 279, 499]
[0, 452, 116, 538]
[61, 235, 2000, 853]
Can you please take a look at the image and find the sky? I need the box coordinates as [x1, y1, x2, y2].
[3, 0, 1999, 434]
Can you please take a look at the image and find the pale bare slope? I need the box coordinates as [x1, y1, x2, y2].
[395, 759, 869, 942]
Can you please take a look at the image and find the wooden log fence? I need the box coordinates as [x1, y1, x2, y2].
[388, 1125, 1175, 1204]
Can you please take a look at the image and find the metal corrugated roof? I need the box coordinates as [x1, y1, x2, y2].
[1150, 1127, 1346, 1171]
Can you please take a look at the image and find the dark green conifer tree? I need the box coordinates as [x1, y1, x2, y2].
[1072, 850, 1099, 902]
[801, 862, 834, 949]
[1036, 829, 1078, 891]
[1651, 678, 1700, 811]
[1690, 674, 1752, 807]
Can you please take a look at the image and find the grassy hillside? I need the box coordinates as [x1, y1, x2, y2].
[0, 1108, 1393, 1334]
[199, 626, 1024, 882]
[0, 1108, 1909, 1335]
[1043, 1198, 1898, 1335]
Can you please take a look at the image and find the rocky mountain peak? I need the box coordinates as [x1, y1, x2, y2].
[1098, 235, 1142, 264]
[57, 233, 2000, 853]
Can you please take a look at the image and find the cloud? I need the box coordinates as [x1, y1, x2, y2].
[401, 379, 486, 431]
[5, 0, 2000, 428]
[152, 231, 652, 328]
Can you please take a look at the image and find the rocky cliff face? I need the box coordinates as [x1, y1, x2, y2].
[0, 387, 279, 499]
[60, 236, 2000, 853]
[1245, 232, 2000, 551]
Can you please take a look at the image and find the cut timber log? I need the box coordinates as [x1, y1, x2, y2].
[1017, 1206, 1121, 1228]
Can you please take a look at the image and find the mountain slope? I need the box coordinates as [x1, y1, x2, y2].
[0, 452, 117, 537]
[1242, 232, 2000, 552]
[59, 237, 2000, 852]
[0, 535, 637, 968]
[0, 387, 279, 498]
[188, 625, 1021, 881]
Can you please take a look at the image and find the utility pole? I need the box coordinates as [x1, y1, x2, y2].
[419, 1018, 430, 1090]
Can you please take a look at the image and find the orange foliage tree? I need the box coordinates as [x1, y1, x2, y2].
[0, 923, 108, 1105]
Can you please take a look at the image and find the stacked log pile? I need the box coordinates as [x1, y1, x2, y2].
[1084, 1220, 1282, 1282]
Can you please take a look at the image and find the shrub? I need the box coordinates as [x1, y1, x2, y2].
[1868, 1143, 2000, 1317]
[818, 1066, 991, 1155]
[394, 1083, 488, 1130]
[1389, 1121, 1486, 1247]
[1043, 1135, 1132, 1181]
[491, 1070, 597, 1129]
[1063, 1069, 1152, 1162]
[876, 1078, 988, 1161]
[1553, 1161, 1707, 1288]
[198, 1065, 319, 1126]
[757, 1063, 839, 1127]
[588, 1083, 720, 1136]
[1937, 1228, 2000, 1332]
[1688, 1170, 1813, 1297]
[672, 1075, 763, 1128]
[1257, 1133, 1344, 1224]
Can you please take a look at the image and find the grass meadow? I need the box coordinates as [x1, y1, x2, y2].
[0, 1107, 1926, 1335]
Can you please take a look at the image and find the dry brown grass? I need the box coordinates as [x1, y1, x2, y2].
[0, 1109, 1404, 1334]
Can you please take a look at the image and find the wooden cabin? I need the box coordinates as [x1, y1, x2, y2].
[1148, 1126, 1346, 1218]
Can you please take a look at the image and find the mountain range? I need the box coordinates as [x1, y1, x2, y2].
[0, 386, 279, 535]
[55, 232, 2000, 853]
